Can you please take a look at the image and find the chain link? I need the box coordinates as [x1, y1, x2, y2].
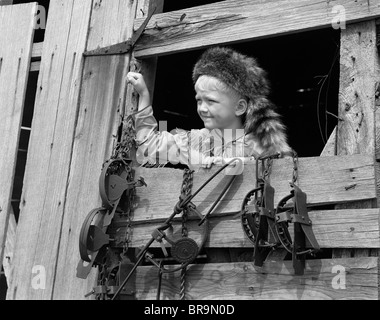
[291, 151, 299, 185]
[262, 158, 274, 181]
[179, 168, 194, 300]
[180, 169, 194, 239]
[113, 115, 136, 161]
[180, 266, 187, 300]
[95, 99, 138, 297]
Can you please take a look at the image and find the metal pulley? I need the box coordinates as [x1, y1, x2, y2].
[77, 158, 146, 279]
[171, 238, 199, 264]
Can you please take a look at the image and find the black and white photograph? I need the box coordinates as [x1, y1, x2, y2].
[0, 0, 379, 306]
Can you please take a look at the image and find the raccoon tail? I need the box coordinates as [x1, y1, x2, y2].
[244, 96, 292, 157]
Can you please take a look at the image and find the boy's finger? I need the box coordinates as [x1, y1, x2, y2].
[127, 75, 138, 84]
[127, 71, 140, 79]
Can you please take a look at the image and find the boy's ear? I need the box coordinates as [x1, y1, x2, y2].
[235, 99, 248, 117]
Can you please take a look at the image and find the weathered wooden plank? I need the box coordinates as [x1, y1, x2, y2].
[338, 21, 378, 156]
[0, 2, 37, 269]
[129, 155, 375, 222]
[135, 257, 379, 300]
[320, 126, 337, 156]
[110, 208, 380, 249]
[134, 0, 380, 58]
[52, 0, 138, 300]
[6, 0, 93, 300]
[334, 21, 380, 260]
[2, 207, 16, 285]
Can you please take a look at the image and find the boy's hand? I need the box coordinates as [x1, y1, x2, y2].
[127, 72, 151, 110]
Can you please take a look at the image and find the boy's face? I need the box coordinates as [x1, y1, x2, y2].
[195, 76, 245, 131]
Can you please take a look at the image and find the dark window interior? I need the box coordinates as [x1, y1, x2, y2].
[152, 27, 340, 157]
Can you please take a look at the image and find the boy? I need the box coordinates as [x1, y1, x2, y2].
[127, 46, 291, 169]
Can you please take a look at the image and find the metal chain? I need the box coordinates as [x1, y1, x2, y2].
[291, 151, 299, 185]
[180, 169, 194, 238]
[179, 168, 194, 300]
[180, 266, 187, 300]
[113, 114, 136, 161]
[262, 158, 274, 181]
[122, 200, 133, 257]
[95, 99, 138, 296]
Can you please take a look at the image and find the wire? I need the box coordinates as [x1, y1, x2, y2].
[315, 43, 340, 145]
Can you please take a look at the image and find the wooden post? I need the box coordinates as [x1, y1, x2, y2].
[334, 20, 380, 260]
[0, 2, 37, 278]
[6, 0, 94, 300]
[52, 0, 140, 300]
[2, 208, 16, 285]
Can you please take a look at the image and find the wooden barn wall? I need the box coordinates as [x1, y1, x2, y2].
[6, 0, 93, 300]
[0, 3, 37, 277]
[6, 0, 137, 300]
[53, 0, 137, 301]
[1, 0, 380, 300]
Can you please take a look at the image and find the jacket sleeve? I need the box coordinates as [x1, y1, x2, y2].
[133, 106, 190, 166]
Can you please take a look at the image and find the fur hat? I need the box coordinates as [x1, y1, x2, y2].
[192, 46, 291, 157]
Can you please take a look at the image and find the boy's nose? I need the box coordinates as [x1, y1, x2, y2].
[198, 101, 208, 113]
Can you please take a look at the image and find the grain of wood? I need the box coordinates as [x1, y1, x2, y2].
[126, 154, 376, 222]
[2, 207, 16, 285]
[320, 126, 337, 156]
[0, 2, 37, 271]
[338, 21, 378, 156]
[334, 21, 380, 263]
[134, 0, 380, 58]
[52, 0, 139, 300]
[135, 257, 379, 300]
[6, 0, 93, 300]
[110, 208, 380, 249]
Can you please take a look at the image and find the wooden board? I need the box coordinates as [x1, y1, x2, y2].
[338, 21, 379, 156]
[128, 154, 375, 221]
[0, 2, 37, 268]
[321, 126, 337, 157]
[2, 208, 16, 285]
[109, 208, 380, 249]
[334, 20, 380, 259]
[6, 0, 93, 300]
[134, 0, 380, 58]
[135, 257, 379, 300]
[52, 0, 138, 300]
